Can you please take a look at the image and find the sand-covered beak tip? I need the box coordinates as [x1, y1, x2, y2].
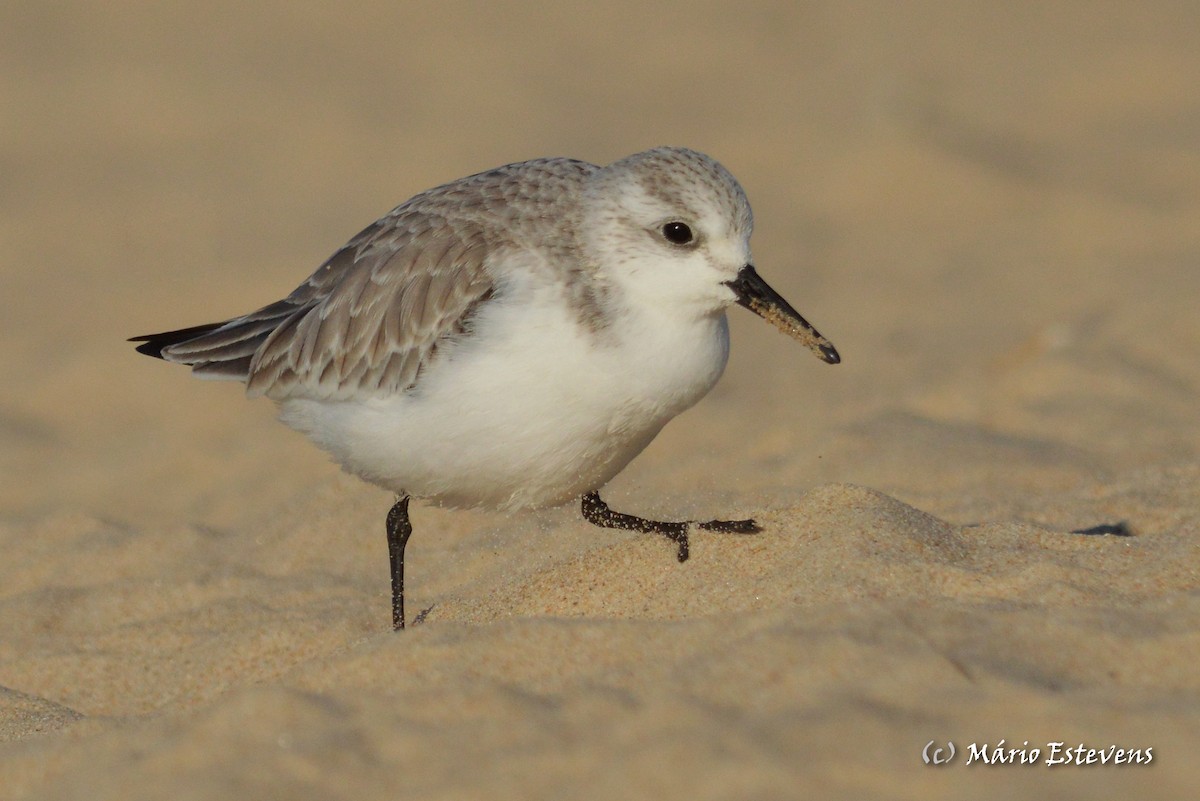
[725, 265, 840, 364]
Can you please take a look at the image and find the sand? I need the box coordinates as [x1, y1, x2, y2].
[2, 2, 1198, 798]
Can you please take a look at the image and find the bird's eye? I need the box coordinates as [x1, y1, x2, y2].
[661, 221, 694, 245]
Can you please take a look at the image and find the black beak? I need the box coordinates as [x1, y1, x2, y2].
[724, 265, 840, 364]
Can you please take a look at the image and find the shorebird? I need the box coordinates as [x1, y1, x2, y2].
[132, 147, 839, 629]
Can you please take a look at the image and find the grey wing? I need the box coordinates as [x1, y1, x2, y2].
[246, 215, 496, 400]
[153, 213, 496, 401]
[142, 156, 599, 395]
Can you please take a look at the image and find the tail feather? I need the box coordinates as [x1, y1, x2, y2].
[192, 355, 255, 381]
[130, 303, 304, 383]
[129, 323, 226, 359]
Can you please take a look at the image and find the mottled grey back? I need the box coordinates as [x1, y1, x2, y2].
[159, 157, 596, 400]
[142, 147, 750, 402]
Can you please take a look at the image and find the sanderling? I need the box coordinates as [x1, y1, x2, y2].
[131, 147, 839, 630]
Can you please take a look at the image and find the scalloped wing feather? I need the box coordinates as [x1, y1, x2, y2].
[244, 216, 495, 400]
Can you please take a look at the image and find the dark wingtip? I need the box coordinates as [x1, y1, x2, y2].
[820, 344, 841, 364]
[130, 336, 168, 359]
[129, 322, 224, 360]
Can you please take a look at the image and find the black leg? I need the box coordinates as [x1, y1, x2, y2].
[386, 496, 413, 631]
[580, 491, 759, 563]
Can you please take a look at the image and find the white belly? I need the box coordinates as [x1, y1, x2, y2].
[278, 290, 730, 511]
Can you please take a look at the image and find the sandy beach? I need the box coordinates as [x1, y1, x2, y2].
[2, 2, 1197, 798]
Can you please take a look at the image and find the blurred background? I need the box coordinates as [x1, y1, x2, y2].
[2, 4, 1199, 798]
[2, 1, 1197, 528]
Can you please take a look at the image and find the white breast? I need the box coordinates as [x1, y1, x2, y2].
[277, 279, 730, 512]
